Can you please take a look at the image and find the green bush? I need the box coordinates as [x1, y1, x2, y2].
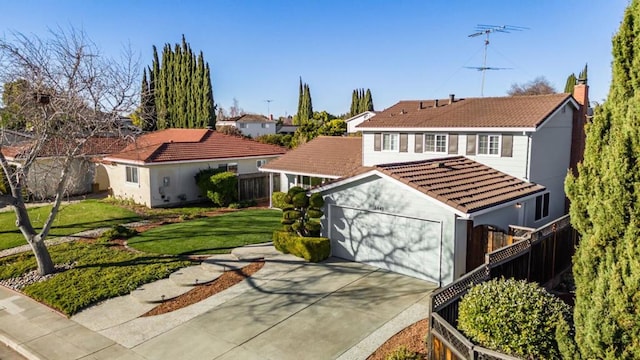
[272, 191, 288, 209]
[385, 346, 422, 360]
[309, 192, 324, 208]
[306, 208, 324, 218]
[458, 278, 577, 360]
[279, 187, 325, 237]
[272, 231, 330, 262]
[197, 171, 237, 207]
[97, 225, 138, 243]
[292, 192, 309, 208]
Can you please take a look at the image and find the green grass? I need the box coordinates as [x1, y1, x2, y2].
[0, 200, 140, 250]
[0, 242, 192, 315]
[127, 209, 282, 255]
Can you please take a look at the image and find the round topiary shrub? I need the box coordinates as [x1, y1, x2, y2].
[309, 192, 325, 208]
[304, 220, 321, 234]
[307, 208, 324, 219]
[458, 278, 576, 359]
[292, 192, 309, 208]
[283, 209, 302, 220]
[271, 191, 288, 209]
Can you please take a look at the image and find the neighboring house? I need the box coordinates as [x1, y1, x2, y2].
[259, 136, 365, 206]
[1, 136, 129, 199]
[264, 84, 589, 285]
[276, 116, 298, 135]
[344, 110, 377, 134]
[100, 128, 286, 208]
[1, 129, 34, 146]
[216, 114, 276, 138]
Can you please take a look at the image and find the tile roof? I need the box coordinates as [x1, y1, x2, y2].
[260, 136, 367, 177]
[105, 129, 286, 164]
[2, 137, 131, 159]
[375, 156, 545, 213]
[357, 93, 573, 129]
[227, 114, 275, 123]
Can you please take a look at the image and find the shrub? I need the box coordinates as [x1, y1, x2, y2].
[279, 187, 325, 237]
[458, 278, 577, 360]
[97, 225, 138, 243]
[272, 231, 330, 262]
[195, 171, 237, 207]
[272, 191, 288, 209]
[385, 346, 422, 360]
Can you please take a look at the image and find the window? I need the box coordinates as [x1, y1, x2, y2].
[239, 123, 247, 129]
[297, 175, 325, 189]
[261, 123, 269, 128]
[425, 134, 448, 153]
[125, 166, 138, 184]
[477, 134, 500, 155]
[228, 163, 238, 173]
[535, 193, 550, 221]
[382, 133, 399, 151]
[257, 159, 267, 168]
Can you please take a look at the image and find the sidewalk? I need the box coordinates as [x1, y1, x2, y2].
[0, 286, 144, 360]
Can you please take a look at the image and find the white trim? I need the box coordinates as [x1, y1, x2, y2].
[258, 167, 342, 179]
[103, 154, 281, 167]
[476, 134, 501, 156]
[382, 133, 399, 152]
[535, 98, 579, 130]
[424, 133, 448, 154]
[359, 126, 537, 133]
[467, 191, 543, 218]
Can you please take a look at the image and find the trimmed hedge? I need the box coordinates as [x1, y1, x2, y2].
[272, 191, 288, 209]
[458, 278, 577, 360]
[272, 231, 330, 262]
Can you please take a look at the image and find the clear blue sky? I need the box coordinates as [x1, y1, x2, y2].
[0, 1, 629, 117]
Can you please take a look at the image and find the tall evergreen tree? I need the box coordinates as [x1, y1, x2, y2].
[564, 73, 577, 93]
[350, 90, 358, 117]
[142, 35, 215, 129]
[295, 79, 313, 125]
[364, 88, 374, 111]
[565, 1, 640, 358]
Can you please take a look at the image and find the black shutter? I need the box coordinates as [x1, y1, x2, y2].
[374, 133, 381, 151]
[501, 135, 513, 157]
[448, 134, 458, 154]
[543, 193, 550, 218]
[400, 133, 408, 152]
[535, 195, 543, 220]
[466, 135, 476, 155]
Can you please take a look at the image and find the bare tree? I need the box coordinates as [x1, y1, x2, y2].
[228, 97, 244, 117]
[0, 27, 138, 275]
[508, 76, 557, 96]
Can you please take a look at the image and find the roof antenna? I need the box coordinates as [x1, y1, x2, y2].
[466, 24, 528, 97]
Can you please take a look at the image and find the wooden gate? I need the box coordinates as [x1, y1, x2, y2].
[238, 173, 269, 201]
[466, 224, 514, 273]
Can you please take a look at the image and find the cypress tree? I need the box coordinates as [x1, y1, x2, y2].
[350, 90, 358, 117]
[365, 88, 374, 111]
[145, 36, 214, 129]
[564, 73, 577, 93]
[565, 1, 640, 358]
[295, 79, 313, 125]
[578, 63, 588, 82]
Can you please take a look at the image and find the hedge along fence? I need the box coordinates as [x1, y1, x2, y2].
[272, 231, 330, 262]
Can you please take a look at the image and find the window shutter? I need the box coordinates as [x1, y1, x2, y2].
[448, 134, 458, 154]
[374, 133, 381, 151]
[399, 133, 408, 153]
[501, 134, 513, 157]
[466, 135, 476, 155]
[414, 134, 423, 153]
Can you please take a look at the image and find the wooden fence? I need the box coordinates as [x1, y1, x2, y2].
[428, 214, 577, 360]
[237, 173, 269, 201]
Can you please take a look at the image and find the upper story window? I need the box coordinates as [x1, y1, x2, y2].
[382, 133, 399, 151]
[257, 159, 267, 168]
[477, 134, 500, 155]
[125, 166, 138, 184]
[425, 134, 448, 153]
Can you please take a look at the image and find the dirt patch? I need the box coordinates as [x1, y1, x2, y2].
[141, 261, 265, 317]
[367, 318, 429, 360]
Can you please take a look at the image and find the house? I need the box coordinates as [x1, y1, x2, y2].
[344, 110, 377, 134]
[216, 114, 277, 138]
[1, 136, 129, 199]
[264, 83, 589, 285]
[100, 128, 286, 208]
[259, 136, 365, 205]
[276, 116, 298, 135]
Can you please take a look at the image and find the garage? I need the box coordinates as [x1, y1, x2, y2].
[328, 204, 443, 283]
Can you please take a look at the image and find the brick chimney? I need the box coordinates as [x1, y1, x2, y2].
[569, 78, 589, 174]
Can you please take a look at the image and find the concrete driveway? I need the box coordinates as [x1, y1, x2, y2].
[130, 257, 436, 360]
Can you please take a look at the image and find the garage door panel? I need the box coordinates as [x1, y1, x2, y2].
[329, 205, 441, 282]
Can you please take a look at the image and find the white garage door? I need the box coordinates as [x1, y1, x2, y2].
[328, 204, 442, 283]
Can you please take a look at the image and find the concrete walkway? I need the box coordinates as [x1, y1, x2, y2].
[0, 246, 437, 360]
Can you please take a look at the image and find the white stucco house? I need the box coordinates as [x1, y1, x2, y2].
[216, 114, 277, 138]
[260, 83, 590, 285]
[345, 111, 377, 134]
[100, 128, 286, 207]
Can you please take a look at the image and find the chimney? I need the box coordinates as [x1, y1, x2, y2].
[569, 78, 590, 176]
[434, 99, 439, 108]
[418, 101, 424, 110]
[269, 114, 273, 121]
[449, 94, 455, 104]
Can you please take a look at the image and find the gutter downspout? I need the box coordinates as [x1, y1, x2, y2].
[438, 221, 444, 287]
[268, 173, 273, 208]
[524, 132, 531, 181]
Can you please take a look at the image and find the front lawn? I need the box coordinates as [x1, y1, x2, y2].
[0, 241, 192, 315]
[127, 209, 282, 255]
[0, 200, 140, 250]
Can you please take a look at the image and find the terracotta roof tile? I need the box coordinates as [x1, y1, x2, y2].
[376, 156, 545, 213]
[261, 136, 366, 177]
[357, 93, 573, 129]
[106, 130, 286, 164]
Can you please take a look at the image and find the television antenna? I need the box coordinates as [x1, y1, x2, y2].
[466, 24, 528, 96]
[264, 99, 274, 116]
